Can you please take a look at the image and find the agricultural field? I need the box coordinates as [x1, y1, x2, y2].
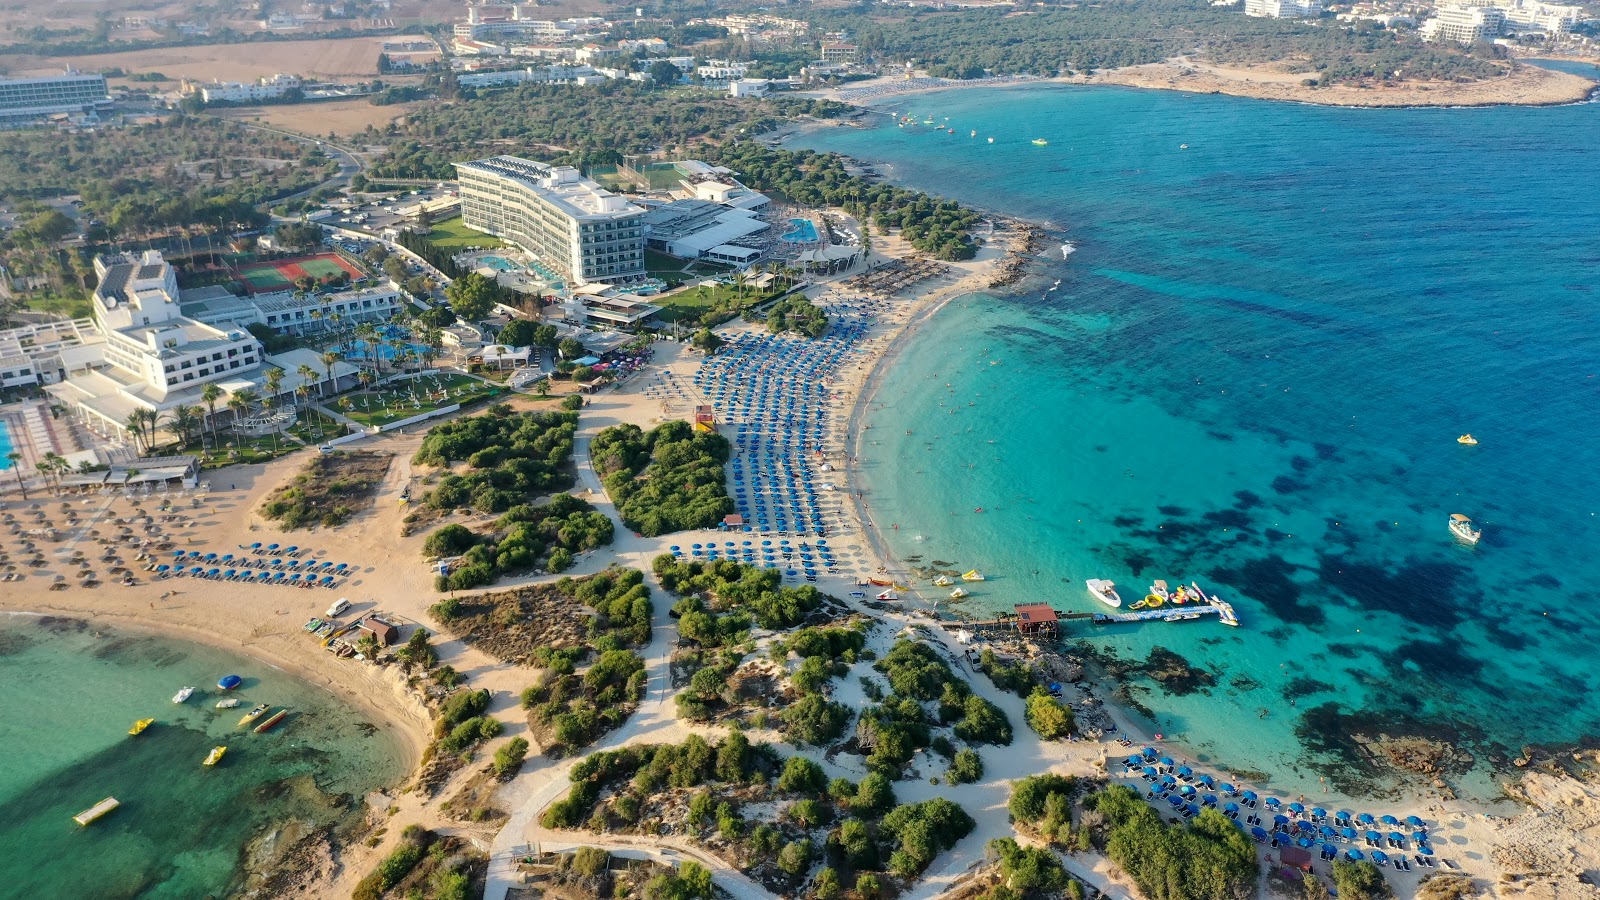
[216, 98, 420, 138]
[10, 36, 392, 82]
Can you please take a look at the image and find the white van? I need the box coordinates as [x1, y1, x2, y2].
[326, 598, 351, 618]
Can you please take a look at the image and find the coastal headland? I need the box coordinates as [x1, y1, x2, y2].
[822, 59, 1597, 109]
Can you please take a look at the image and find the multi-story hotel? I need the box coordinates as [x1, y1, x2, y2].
[1420, 5, 1507, 41]
[454, 156, 646, 285]
[0, 71, 110, 121]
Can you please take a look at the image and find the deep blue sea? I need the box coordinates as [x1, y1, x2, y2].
[785, 82, 1600, 801]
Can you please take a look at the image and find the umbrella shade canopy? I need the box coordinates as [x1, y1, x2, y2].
[1366, 831, 1382, 842]
[1289, 803, 1305, 813]
[1220, 783, 1237, 794]
[1179, 785, 1197, 795]
[1417, 845, 1435, 856]
[1381, 815, 1399, 825]
[1338, 810, 1355, 820]
[1203, 795, 1218, 806]
[1199, 775, 1217, 787]
[1250, 826, 1268, 839]
[1413, 831, 1429, 842]
[1168, 796, 1185, 808]
[1274, 814, 1290, 825]
[1177, 766, 1193, 777]
[1243, 791, 1259, 801]
[1297, 837, 1316, 848]
[1358, 813, 1376, 824]
[1266, 797, 1282, 808]
[1224, 802, 1241, 813]
[1342, 827, 1358, 839]
[1312, 808, 1327, 818]
[1323, 844, 1339, 855]
[1389, 832, 1405, 843]
[1321, 825, 1338, 836]
[1406, 815, 1425, 827]
[1159, 757, 1175, 767]
[1143, 766, 1159, 777]
[1161, 775, 1177, 785]
[1346, 849, 1365, 861]
[1372, 851, 1390, 863]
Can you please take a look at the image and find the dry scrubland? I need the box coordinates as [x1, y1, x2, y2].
[216, 99, 420, 137]
[10, 36, 390, 81]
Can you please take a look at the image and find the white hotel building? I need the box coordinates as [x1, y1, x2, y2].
[454, 156, 646, 285]
[46, 251, 357, 442]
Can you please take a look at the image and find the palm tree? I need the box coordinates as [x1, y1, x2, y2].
[264, 368, 284, 409]
[296, 364, 318, 407]
[7, 451, 27, 500]
[167, 404, 199, 450]
[124, 410, 151, 454]
[494, 344, 508, 371]
[320, 350, 340, 397]
[38, 452, 63, 494]
[200, 382, 224, 449]
[227, 389, 258, 434]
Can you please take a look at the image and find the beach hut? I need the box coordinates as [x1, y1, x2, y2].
[1013, 604, 1058, 637]
[1279, 845, 1314, 873]
[358, 618, 399, 646]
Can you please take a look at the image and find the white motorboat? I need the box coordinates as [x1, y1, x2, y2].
[1448, 514, 1481, 545]
[172, 686, 195, 704]
[1150, 579, 1171, 602]
[215, 698, 241, 709]
[950, 587, 969, 599]
[1086, 579, 1122, 608]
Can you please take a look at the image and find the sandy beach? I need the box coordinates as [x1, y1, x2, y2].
[820, 60, 1598, 110]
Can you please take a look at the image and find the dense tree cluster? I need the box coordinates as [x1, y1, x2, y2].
[428, 493, 613, 590]
[523, 647, 647, 754]
[1008, 773, 1081, 845]
[0, 117, 328, 237]
[415, 406, 577, 512]
[708, 142, 981, 260]
[1084, 784, 1260, 900]
[655, 556, 827, 631]
[367, 82, 849, 180]
[592, 421, 734, 536]
[848, 640, 1012, 777]
[878, 799, 976, 878]
[765, 295, 830, 338]
[804, 1, 1503, 85]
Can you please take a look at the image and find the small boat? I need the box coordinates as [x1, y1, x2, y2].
[932, 575, 954, 587]
[1151, 579, 1171, 602]
[868, 578, 895, 587]
[254, 709, 289, 734]
[1457, 434, 1478, 445]
[302, 618, 322, 632]
[1142, 593, 1165, 609]
[970, 129, 977, 137]
[987, 137, 994, 143]
[961, 570, 986, 582]
[172, 686, 194, 704]
[1448, 513, 1482, 545]
[949, 587, 969, 599]
[74, 797, 119, 826]
[238, 703, 270, 726]
[1086, 579, 1122, 608]
[216, 698, 241, 709]
[129, 718, 154, 736]
[1031, 139, 1048, 146]
[946, 128, 955, 134]
[1180, 143, 1189, 150]
[203, 746, 227, 767]
[218, 674, 242, 691]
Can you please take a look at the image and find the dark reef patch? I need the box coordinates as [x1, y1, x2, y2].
[1203, 509, 1253, 531]
[1290, 455, 1312, 473]
[1209, 555, 1325, 627]
[1112, 515, 1143, 528]
[1283, 676, 1335, 701]
[1158, 505, 1189, 517]
[1233, 490, 1264, 510]
[1271, 476, 1305, 495]
[1317, 555, 1471, 628]
[1387, 639, 1483, 681]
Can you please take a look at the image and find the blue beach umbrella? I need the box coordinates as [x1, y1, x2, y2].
[1417, 845, 1434, 856]
[1320, 825, 1337, 837]
[1265, 797, 1282, 809]
[1297, 837, 1315, 848]
[1250, 826, 1268, 841]
[1159, 757, 1175, 767]
[1168, 795, 1184, 808]
[1358, 813, 1376, 825]
[1274, 814, 1290, 826]
[1381, 815, 1399, 826]
[1365, 831, 1382, 843]
[1203, 795, 1218, 807]
[1289, 802, 1305, 813]
[1322, 844, 1338, 856]
[1177, 766, 1193, 778]
[1405, 815, 1425, 827]
[1199, 774, 1216, 788]
[1412, 831, 1428, 843]
[1346, 848, 1365, 861]
[1337, 810, 1355, 821]
[1242, 791, 1258, 802]
[1180, 785, 1196, 796]
[1312, 808, 1327, 818]
[1341, 827, 1357, 840]
[1372, 851, 1389, 864]
[1389, 832, 1405, 844]
[1220, 783, 1237, 795]
[1224, 802, 1240, 813]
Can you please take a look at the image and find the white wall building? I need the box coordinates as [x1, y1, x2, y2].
[1421, 5, 1506, 41]
[454, 156, 646, 286]
[197, 73, 302, 103]
[729, 78, 770, 98]
[0, 71, 110, 121]
[696, 60, 749, 80]
[1244, 0, 1323, 16]
[1491, 0, 1584, 31]
[179, 284, 406, 334]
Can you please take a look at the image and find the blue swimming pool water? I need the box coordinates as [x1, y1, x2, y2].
[347, 339, 430, 362]
[0, 420, 12, 470]
[781, 218, 820, 243]
[480, 256, 520, 272]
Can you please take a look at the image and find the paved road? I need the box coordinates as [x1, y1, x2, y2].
[235, 122, 365, 205]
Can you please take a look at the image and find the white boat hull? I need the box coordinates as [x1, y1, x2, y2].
[1086, 579, 1122, 608]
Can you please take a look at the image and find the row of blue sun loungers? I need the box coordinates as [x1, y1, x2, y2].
[667, 538, 838, 583]
[241, 542, 305, 557]
[1124, 748, 1442, 871]
[148, 564, 342, 587]
[166, 550, 348, 573]
[694, 298, 883, 540]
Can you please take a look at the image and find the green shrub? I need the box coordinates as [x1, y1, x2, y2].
[1025, 687, 1075, 740]
[946, 748, 983, 784]
[593, 422, 733, 536]
[494, 736, 529, 775]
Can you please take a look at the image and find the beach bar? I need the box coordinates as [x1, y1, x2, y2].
[1013, 603, 1059, 638]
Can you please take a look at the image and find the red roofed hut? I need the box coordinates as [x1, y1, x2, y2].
[1014, 603, 1058, 638]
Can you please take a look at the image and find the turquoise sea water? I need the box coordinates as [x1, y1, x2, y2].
[786, 84, 1600, 801]
[0, 614, 407, 898]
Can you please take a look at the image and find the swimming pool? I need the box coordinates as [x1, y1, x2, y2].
[0, 420, 12, 470]
[480, 256, 520, 272]
[347, 339, 431, 362]
[781, 218, 820, 243]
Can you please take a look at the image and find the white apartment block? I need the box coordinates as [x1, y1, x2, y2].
[697, 60, 750, 80]
[1244, 0, 1323, 16]
[454, 156, 645, 286]
[180, 284, 406, 334]
[1421, 5, 1506, 41]
[198, 73, 302, 103]
[1491, 0, 1584, 31]
[0, 318, 101, 388]
[0, 71, 109, 121]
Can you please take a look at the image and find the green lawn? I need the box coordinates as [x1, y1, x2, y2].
[287, 408, 349, 445]
[22, 290, 92, 319]
[199, 434, 303, 470]
[653, 281, 780, 324]
[340, 374, 498, 427]
[425, 216, 504, 251]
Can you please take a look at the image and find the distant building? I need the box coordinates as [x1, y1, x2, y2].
[729, 78, 770, 98]
[0, 71, 110, 122]
[1421, 5, 1506, 41]
[454, 156, 646, 285]
[197, 73, 302, 104]
[696, 59, 749, 80]
[820, 42, 859, 62]
[180, 284, 405, 334]
[1490, 0, 1584, 31]
[640, 199, 770, 261]
[1244, 0, 1322, 16]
